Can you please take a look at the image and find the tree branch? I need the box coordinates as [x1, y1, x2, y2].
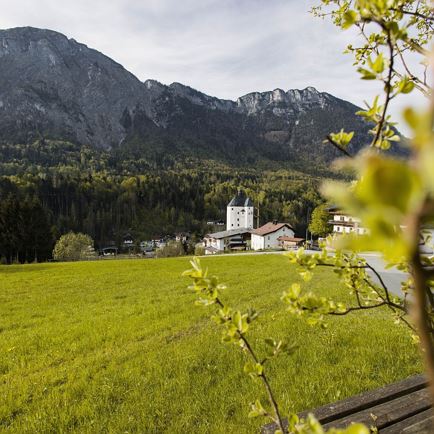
[326, 135, 353, 158]
[391, 8, 434, 22]
[329, 301, 387, 315]
[215, 299, 287, 433]
[371, 25, 394, 147]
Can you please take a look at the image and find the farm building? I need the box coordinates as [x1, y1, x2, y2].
[251, 221, 294, 250]
[203, 228, 252, 254]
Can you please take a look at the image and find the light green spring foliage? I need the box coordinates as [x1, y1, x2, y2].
[285, 247, 412, 333]
[313, 0, 431, 149]
[308, 204, 333, 237]
[184, 258, 370, 434]
[311, 0, 434, 263]
[184, 1, 434, 432]
[52, 231, 96, 262]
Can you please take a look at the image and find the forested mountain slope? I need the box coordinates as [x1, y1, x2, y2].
[0, 26, 392, 168]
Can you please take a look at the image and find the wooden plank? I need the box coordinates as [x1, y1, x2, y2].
[262, 375, 427, 434]
[380, 409, 433, 433]
[300, 375, 427, 425]
[322, 388, 431, 431]
[401, 417, 434, 434]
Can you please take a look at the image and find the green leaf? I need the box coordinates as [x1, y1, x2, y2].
[396, 77, 415, 95]
[342, 10, 358, 29]
[248, 399, 267, 418]
[357, 67, 376, 80]
[244, 361, 263, 378]
[368, 54, 385, 74]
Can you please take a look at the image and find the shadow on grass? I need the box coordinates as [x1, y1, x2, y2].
[0, 264, 54, 274]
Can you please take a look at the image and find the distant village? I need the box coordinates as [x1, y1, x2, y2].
[102, 190, 374, 257]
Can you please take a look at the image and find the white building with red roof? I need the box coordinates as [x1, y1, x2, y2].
[251, 221, 295, 251]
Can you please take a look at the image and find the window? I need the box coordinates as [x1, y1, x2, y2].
[268, 236, 270, 240]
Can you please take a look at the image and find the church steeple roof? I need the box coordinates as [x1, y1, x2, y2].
[228, 190, 253, 207]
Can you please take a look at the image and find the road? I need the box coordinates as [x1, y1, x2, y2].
[360, 254, 407, 297]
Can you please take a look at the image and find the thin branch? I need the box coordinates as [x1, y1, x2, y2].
[362, 277, 417, 332]
[329, 301, 387, 315]
[315, 261, 406, 312]
[326, 135, 353, 158]
[372, 25, 394, 147]
[392, 66, 431, 97]
[215, 299, 287, 433]
[391, 8, 434, 22]
[407, 39, 431, 56]
[394, 45, 431, 97]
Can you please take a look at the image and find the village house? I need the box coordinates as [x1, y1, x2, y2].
[328, 206, 367, 235]
[251, 221, 295, 251]
[203, 228, 252, 255]
[175, 232, 190, 243]
[328, 207, 434, 254]
[122, 233, 135, 253]
[151, 236, 167, 249]
[122, 233, 134, 247]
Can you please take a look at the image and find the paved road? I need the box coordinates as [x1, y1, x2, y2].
[360, 254, 407, 298]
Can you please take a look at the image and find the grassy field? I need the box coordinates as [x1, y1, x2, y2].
[0, 255, 422, 433]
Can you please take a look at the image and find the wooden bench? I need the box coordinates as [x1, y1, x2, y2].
[262, 375, 433, 433]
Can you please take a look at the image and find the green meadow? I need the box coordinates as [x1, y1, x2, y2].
[0, 255, 422, 433]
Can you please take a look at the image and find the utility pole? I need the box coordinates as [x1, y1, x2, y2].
[255, 204, 260, 229]
[305, 207, 311, 243]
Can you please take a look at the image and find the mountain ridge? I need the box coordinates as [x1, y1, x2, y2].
[0, 26, 380, 167]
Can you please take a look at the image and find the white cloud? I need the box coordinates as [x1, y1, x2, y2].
[0, 0, 428, 132]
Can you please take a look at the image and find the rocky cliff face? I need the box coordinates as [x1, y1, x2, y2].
[0, 27, 151, 147]
[0, 27, 380, 165]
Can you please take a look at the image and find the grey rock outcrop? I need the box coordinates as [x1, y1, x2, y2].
[0, 26, 384, 164]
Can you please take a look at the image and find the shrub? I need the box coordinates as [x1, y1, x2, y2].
[194, 245, 205, 256]
[155, 241, 185, 258]
[53, 232, 96, 262]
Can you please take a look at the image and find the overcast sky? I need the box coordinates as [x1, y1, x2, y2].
[0, 0, 428, 129]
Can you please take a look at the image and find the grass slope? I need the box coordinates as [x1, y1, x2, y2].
[0, 255, 422, 433]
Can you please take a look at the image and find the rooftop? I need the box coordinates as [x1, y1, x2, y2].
[227, 190, 254, 207]
[206, 228, 252, 239]
[253, 222, 294, 236]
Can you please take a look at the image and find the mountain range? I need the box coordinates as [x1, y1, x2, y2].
[0, 26, 383, 168]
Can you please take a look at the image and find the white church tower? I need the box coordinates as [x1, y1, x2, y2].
[226, 190, 254, 230]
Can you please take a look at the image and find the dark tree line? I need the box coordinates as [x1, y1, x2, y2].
[0, 140, 328, 261]
[0, 194, 52, 263]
